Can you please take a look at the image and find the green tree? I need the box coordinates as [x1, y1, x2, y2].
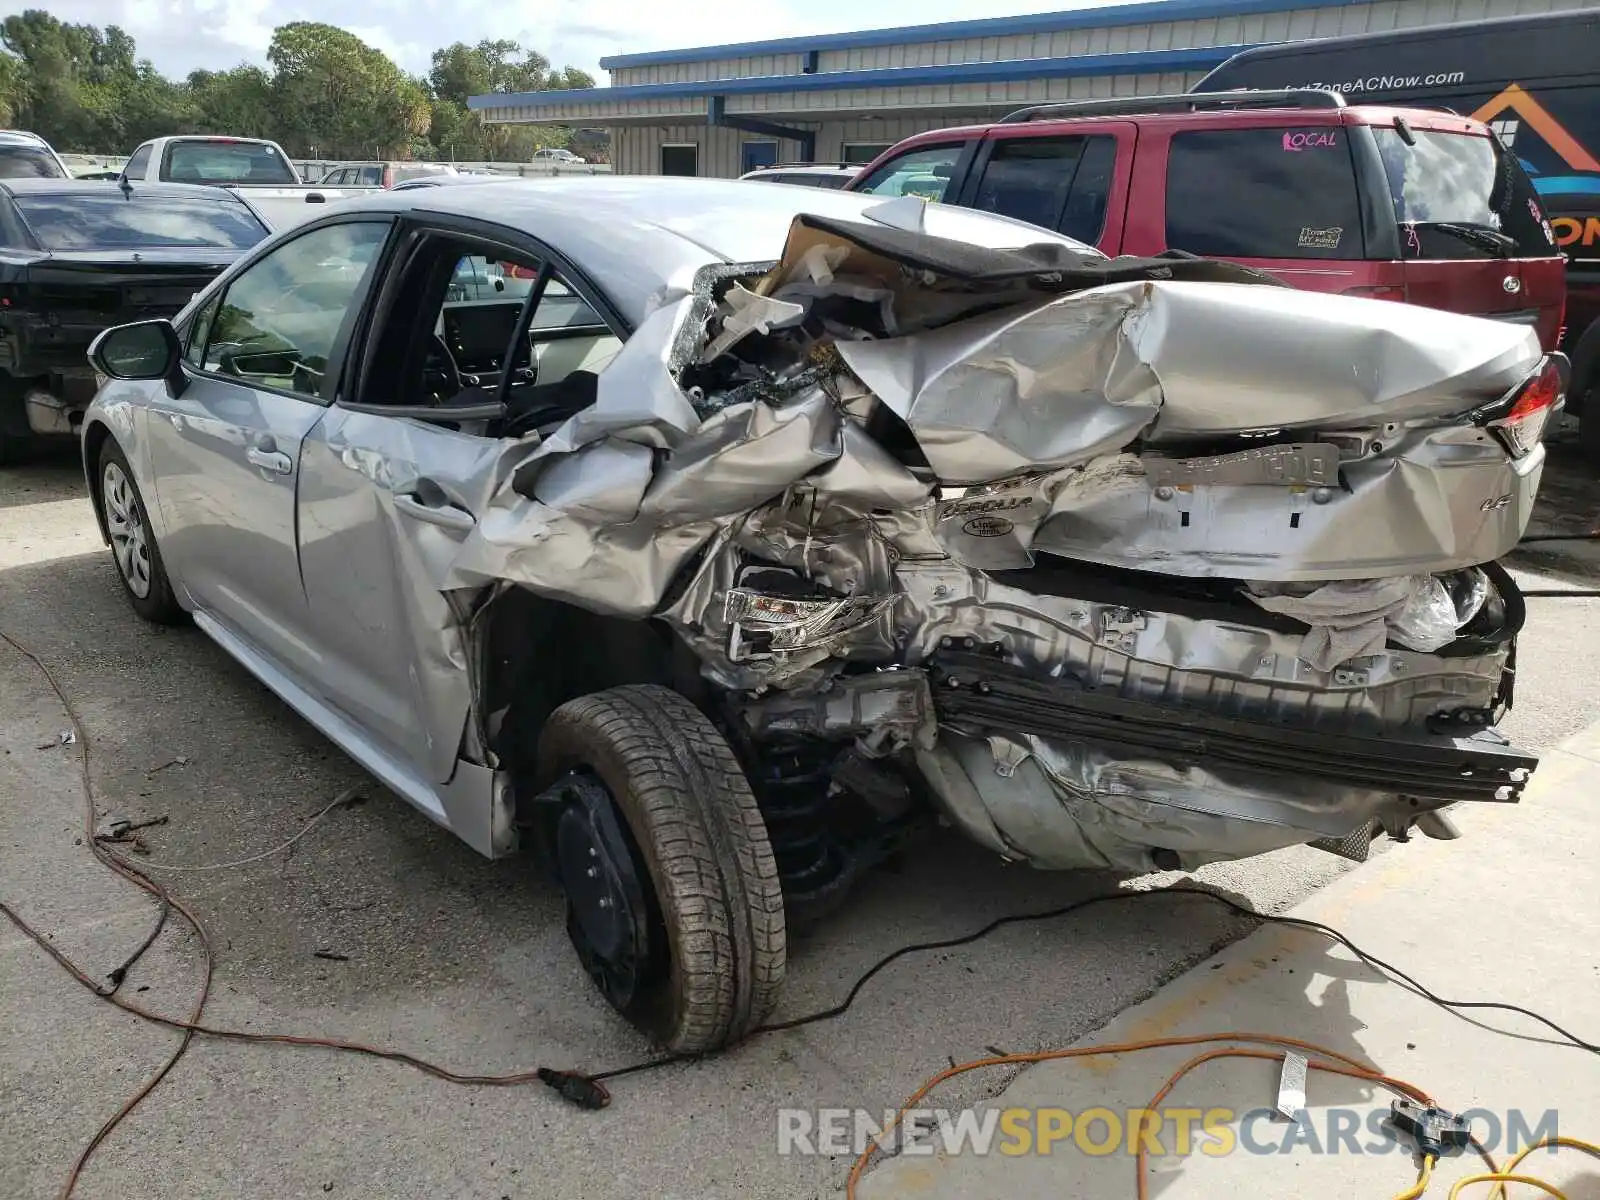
[266, 22, 430, 159]
[425, 39, 594, 160]
[185, 67, 275, 138]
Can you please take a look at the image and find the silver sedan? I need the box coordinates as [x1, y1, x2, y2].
[80, 178, 1552, 1055]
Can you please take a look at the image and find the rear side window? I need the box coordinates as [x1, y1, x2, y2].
[855, 145, 963, 202]
[1373, 128, 1557, 259]
[0, 146, 65, 179]
[971, 135, 1117, 244]
[13, 192, 271, 251]
[1165, 127, 1364, 260]
[124, 145, 152, 179]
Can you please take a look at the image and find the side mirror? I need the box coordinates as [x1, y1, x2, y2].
[89, 320, 182, 387]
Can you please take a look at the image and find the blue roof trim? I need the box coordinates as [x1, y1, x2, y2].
[470, 44, 1252, 111]
[596, 0, 1355, 69]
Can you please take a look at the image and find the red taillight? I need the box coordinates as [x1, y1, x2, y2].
[1488, 354, 1569, 458]
[1341, 284, 1407, 303]
[382, 166, 394, 188]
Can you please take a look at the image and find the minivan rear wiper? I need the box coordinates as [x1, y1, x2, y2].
[1407, 221, 1518, 258]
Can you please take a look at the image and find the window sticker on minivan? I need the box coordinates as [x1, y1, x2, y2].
[1298, 227, 1344, 249]
[1282, 131, 1340, 151]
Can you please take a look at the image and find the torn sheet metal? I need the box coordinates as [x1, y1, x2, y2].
[1028, 421, 1542, 581]
[412, 201, 1542, 874]
[1248, 572, 1475, 671]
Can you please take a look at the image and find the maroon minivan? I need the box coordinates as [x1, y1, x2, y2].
[846, 91, 1567, 352]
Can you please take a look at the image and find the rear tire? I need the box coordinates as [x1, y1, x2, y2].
[1580, 402, 1600, 470]
[538, 685, 786, 1054]
[98, 439, 184, 625]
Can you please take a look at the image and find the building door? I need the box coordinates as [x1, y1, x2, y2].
[661, 144, 698, 176]
[742, 141, 779, 173]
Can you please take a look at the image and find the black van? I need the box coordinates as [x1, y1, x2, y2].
[1196, 8, 1600, 462]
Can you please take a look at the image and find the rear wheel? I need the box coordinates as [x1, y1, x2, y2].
[1580, 402, 1600, 469]
[537, 685, 786, 1054]
[98, 440, 184, 624]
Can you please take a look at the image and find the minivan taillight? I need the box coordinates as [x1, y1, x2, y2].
[1485, 354, 1569, 458]
[1341, 284, 1407, 303]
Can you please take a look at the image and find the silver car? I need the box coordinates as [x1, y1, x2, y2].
[81, 178, 1557, 1054]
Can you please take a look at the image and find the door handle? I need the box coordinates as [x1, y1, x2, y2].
[245, 447, 293, 475]
[394, 493, 476, 532]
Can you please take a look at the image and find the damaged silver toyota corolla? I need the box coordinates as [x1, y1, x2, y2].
[80, 178, 1562, 1053]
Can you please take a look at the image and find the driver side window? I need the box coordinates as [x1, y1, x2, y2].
[198, 221, 389, 400]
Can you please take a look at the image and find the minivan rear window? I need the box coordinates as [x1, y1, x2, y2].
[1165, 127, 1364, 260]
[1372, 128, 1557, 259]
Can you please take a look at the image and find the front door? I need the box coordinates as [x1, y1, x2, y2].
[742, 140, 779, 174]
[146, 219, 392, 679]
[295, 228, 623, 786]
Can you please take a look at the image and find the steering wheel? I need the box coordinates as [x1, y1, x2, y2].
[422, 333, 463, 403]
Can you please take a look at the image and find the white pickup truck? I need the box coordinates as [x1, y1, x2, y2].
[116, 136, 377, 232]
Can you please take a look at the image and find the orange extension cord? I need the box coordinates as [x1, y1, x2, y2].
[845, 1034, 1501, 1200]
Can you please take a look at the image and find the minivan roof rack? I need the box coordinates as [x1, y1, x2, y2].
[998, 88, 1347, 123]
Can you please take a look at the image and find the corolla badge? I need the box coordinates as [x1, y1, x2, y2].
[1502, 275, 1522, 294]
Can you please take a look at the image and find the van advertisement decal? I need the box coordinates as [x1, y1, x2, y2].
[1285, 71, 1467, 92]
[1297, 227, 1343, 249]
[1281, 131, 1338, 151]
[1471, 84, 1600, 258]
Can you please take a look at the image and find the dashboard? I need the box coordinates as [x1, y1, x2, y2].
[438, 294, 613, 378]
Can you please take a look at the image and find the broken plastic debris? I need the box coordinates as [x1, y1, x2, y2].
[698, 283, 807, 363]
[862, 195, 928, 233]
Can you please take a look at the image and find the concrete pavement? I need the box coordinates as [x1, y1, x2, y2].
[857, 718, 1600, 1200]
[2, 441, 1598, 1200]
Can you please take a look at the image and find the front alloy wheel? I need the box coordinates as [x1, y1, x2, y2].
[103, 460, 152, 599]
[97, 440, 183, 624]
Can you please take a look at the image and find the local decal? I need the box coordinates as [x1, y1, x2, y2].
[1282, 131, 1338, 152]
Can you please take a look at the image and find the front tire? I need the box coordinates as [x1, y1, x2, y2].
[98, 440, 183, 624]
[538, 685, 786, 1054]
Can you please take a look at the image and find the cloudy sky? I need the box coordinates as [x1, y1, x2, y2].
[7, 0, 1102, 84]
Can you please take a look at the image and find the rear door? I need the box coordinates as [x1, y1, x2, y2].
[1370, 122, 1565, 345]
[957, 123, 1135, 251]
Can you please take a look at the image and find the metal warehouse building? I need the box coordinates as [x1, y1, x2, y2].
[468, 0, 1585, 178]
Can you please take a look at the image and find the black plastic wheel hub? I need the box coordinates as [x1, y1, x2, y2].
[550, 774, 656, 1012]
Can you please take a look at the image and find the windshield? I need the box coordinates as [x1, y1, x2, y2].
[15, 192, 271, 252]
[0, 146, 65, 179]
[163, 140, 297, 186]
[1373, 127, 1556, 258]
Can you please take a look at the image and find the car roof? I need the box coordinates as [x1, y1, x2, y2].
[343, 175, 1098, 326]
[0, 130, 55, 148]
[0, 178, 260, 201]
